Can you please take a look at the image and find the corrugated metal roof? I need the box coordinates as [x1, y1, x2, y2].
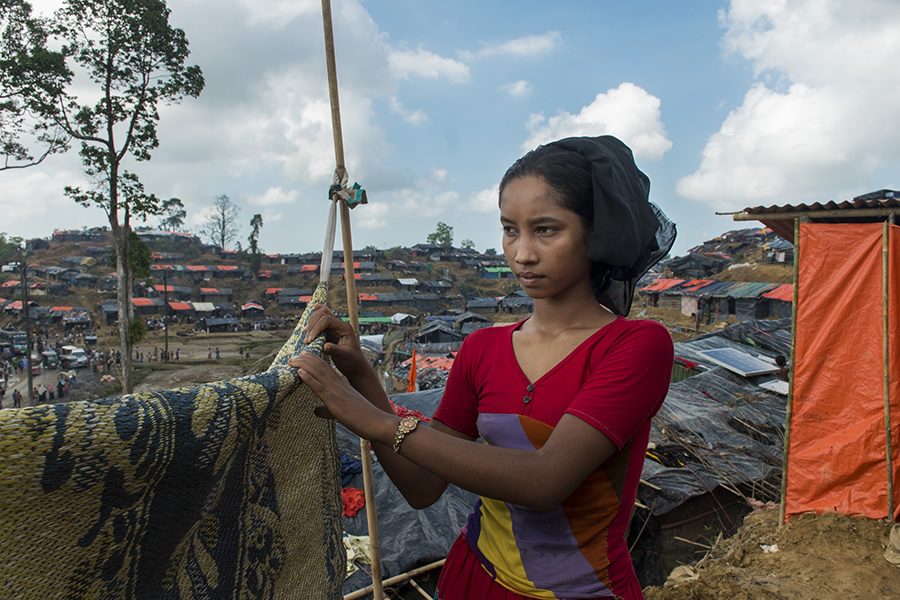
[742, 189, 900, 215]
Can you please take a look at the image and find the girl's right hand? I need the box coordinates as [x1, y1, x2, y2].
[301, 304, 368, 379]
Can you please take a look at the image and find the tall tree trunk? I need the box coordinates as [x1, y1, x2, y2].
[113, 225, 134, 393]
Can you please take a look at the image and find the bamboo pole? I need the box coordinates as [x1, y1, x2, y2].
[883, 220, 894, 518]
[320, 1, 383, 597]
[344, 559, 446, 600]
[780, 217, 800, 525]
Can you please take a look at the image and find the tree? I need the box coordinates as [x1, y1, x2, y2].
[13, 0, 205, 393]
[485, 248, 497, 256]
[201, 194, 241, 250]
[247, 212, 263, 276]
[0, 232, 19, 264]
[158, 196, 186, 231]
[110, 231, 151, 278]
[0, 0, 71, 170]
[427, 221, 453, 246]
[461, 239, 475, 250]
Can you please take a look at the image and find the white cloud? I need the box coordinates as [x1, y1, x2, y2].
[429, 168, 448, 184]
[390, 97, 428, 125]
[466, 31, 562, 59]
[260, 209, 284, 224]
[388, 48, 470, 83]
[223, 65, 390, 185]
[502, 80, 532, 98]
[354, 202, 392, 230]
[680, 0, 900, 210]
[249, 187, 299, 207]
[522, 83, 672, 161]
[468, 185, 500, 214]
[236, 0, 319, 27]
[0, 169, 106, 229]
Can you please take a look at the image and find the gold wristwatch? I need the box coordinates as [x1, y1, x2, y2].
[392, 416, 419, 453]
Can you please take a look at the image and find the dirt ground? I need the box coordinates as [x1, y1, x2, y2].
[645, 504, 900, 600]
[129, 329, 287, 393]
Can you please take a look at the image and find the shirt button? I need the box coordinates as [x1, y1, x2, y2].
[523, 396, 531, 404]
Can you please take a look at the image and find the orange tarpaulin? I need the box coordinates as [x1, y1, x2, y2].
[762, 283, 793, 302]
[407, 349, 417, 393]
[640, 278, 684, 292]
[786, 222, 900, 520]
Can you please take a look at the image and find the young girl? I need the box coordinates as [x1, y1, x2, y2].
[290, 136, 676, 599]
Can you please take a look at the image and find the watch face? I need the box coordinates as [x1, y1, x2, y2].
[400, 417, 417, 430]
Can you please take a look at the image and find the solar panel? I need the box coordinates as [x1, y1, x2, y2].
[697, 348, 780, 377]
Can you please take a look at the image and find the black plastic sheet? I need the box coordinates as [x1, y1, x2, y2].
[339, 388, 477, 596]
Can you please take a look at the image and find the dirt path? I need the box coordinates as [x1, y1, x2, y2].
[646, 505, 900, 599]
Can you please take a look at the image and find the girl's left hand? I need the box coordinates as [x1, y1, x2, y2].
[290, 352, 391, 442]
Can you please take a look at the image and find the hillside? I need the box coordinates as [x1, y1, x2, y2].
[0, 226, 797, 359]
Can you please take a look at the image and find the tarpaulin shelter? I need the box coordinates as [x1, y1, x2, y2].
[733, 190, 900, 521]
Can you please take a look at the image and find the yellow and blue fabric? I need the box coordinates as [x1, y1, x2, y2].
[0, 282, 344, 599]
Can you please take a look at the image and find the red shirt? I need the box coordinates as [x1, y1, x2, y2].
[434, 317, 673, 599]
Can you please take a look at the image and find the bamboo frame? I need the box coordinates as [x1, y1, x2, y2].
[344, 559, 446, 600]
[320, 1, 383, 597]
[883, 220, 894, 518]
[779, 217, 800, 525]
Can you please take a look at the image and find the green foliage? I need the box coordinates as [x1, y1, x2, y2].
[129, 318, 146, 345]
[158, 197, 186, 231]
[65, 171, 161, 227]
[109, 231, 152, 278]
[15, 0, 206, 392]
[485, 247, 497, 256]
[0, 0, 71, 170]
[461, 238, 475, 250]
[0, 232, 21, 264]
[130, 232, 152, 278]
[427, 221, 453, 246]
[248, 212, 263, 277]
[248, 213, 263, 253]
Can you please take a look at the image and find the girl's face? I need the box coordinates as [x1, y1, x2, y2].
[499, 175, 594, 303]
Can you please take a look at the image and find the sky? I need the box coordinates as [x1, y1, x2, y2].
[4, 0, 900, 257]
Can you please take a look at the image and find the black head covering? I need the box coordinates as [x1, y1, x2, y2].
[548, 136, 676, 316]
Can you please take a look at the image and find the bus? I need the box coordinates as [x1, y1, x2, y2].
[0, 328, 27, 355]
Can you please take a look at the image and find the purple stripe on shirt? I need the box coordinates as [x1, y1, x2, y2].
[474, 413, 612, 597]
[510, 504, 612, 597]
[476, 413, 536, 450]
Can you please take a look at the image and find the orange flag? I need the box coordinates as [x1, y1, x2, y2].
[407, 349, 417, 393]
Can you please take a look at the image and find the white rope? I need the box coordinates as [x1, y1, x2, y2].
[319, 198, 338, 284]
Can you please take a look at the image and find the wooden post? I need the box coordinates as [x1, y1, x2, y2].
[320, 1, 383, 597]
[883, 219, 894, 518]
[780, 217, 800, 525]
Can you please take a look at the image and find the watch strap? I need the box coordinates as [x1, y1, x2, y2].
[392, 416, 419, 453]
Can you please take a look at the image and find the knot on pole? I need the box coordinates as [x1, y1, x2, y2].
[329, 168, 367, 208]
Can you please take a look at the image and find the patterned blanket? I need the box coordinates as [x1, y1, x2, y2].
[0, 283, 344, 599]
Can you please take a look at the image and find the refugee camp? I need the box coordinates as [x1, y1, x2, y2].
[1, 1, 899, 599]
